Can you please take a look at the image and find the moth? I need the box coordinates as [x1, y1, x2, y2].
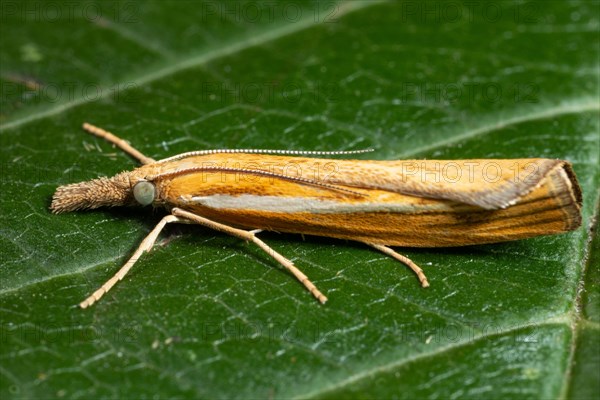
[51, 123, 582, 308]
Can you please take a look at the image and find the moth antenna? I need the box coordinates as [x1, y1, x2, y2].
[147, 167, 367, 197]
[82, 122, 156, 165]
[158, 148, 375, 163]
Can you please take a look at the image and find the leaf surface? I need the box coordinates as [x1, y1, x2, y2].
[1, 1, 599, 399]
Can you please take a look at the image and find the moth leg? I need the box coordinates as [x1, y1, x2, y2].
[366, 243, 430, 288]
[82, 122, 156, 165]
[171, 208, 328, 304]
[80, 214, 188, 308]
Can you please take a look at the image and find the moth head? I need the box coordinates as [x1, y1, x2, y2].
[50, 174, 154, 214]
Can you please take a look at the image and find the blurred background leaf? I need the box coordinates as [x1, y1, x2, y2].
[1, 1, 598, 399]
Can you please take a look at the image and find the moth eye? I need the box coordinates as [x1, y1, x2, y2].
[133, 181, 155, 206]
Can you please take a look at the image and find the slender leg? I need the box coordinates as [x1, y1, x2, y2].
[366, 243, 430, 288]
[171, 208, 327, 304]
[81, 210, 327, 308]
[80, 214, 187, 308]
[82, 122, 156, 165]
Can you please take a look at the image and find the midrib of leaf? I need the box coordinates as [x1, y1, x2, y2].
[0, 0, 381, 132]
[560, 189, 600, 399]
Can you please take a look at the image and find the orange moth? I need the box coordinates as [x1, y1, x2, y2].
[51, 123, 582, 308]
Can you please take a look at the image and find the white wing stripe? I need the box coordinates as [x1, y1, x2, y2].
[184, 195, 454, 213]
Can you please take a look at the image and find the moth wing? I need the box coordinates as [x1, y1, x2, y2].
[330, 158, 581, 210]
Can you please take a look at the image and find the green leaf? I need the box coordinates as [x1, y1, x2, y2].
[1, 1, 598, 398]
